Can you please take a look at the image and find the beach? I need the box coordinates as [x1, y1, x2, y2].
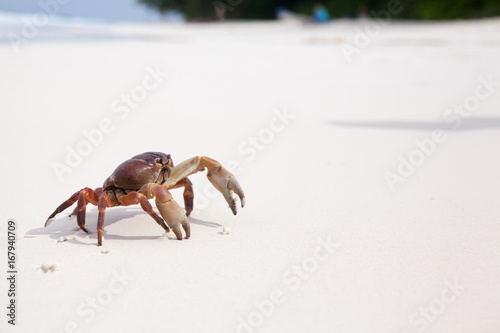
[0, 15, 500, 333]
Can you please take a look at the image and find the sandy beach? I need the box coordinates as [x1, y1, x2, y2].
[1, 14, 500, 333]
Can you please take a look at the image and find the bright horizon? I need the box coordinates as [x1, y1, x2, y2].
[0, 0, 164, 22]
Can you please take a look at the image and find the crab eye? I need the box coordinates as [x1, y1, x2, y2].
[156, 158, 163, 164]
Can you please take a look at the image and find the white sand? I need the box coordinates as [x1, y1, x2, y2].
[1, 16, 500, 333]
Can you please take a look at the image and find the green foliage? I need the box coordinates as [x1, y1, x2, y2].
[414, 0, 500, 19]
[137, 0, 500, 20]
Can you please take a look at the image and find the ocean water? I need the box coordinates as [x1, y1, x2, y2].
[0, 0, 165, 22]
[0, 7, 185, 45]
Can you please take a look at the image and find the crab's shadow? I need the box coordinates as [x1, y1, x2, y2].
[28, 207, 221, 245]
[329, 117, 500, 131]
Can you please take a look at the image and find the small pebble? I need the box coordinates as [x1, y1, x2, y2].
[57, 236, 67, 243]
[39, 264, 58, 274]
[222, 226, 231, 235]
[101, 250, 110, 254]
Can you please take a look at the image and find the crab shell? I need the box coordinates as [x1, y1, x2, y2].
[104, 152, 174, 191]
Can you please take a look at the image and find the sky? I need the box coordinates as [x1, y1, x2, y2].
[0, 0, 162, 22]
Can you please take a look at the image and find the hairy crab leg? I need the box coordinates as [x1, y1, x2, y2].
[163, 156, 245, 215]
[139, 183, 189, 240]
[120, 191, 170, 233]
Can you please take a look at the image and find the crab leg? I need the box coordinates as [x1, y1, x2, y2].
[120, 192, 170, 233]
[45, 187, 100, 228]
[76, 188, 101, 233]
[139, 183, 189, 240]
[97, 192, 114, 246]
[76, 192, 88, 233]
[163, 156, 245, 215]
[168, 177, 194, 216]
[45, 191, 80, 226]
[69, 187, 102, 218]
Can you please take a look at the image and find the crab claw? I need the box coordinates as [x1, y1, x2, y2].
[165, 156, 246, 215]
[209, 172, 245, 215]
[227, 175, 246, 214]
[153, 189, 190, 240]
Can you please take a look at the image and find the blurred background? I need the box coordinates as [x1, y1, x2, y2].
[1, 0, 500, 22]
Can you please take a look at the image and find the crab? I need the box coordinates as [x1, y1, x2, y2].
[45, 152, 245, 246]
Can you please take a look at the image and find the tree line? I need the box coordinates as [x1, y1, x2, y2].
[138, 0, 500, 20]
